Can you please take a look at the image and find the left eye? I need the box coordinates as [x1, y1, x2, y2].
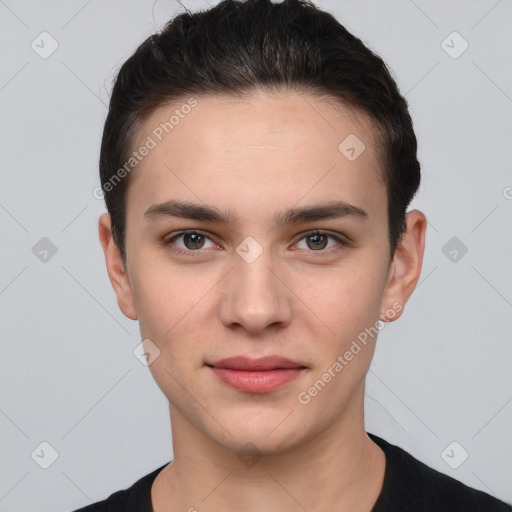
[295, 231, 347, 252]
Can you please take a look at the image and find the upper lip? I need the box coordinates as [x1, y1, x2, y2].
[207, 356, 306, 371]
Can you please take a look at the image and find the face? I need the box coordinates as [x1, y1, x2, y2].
[100, 89, 425, 455]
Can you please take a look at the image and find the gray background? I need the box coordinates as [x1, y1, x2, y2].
[1, 0, 511, 510]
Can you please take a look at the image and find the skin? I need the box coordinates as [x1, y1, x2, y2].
[99, 88, 427, 512]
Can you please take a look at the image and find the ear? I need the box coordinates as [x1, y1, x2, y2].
[380, 209, 427, 322]
[98, 212, 138, 320]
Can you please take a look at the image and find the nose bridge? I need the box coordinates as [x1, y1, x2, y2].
[219, 239, 291, 332]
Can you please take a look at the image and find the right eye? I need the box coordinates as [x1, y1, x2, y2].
[162, 230, 220, 255]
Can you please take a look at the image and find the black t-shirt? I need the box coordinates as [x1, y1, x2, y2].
[71, 432, 511, 511]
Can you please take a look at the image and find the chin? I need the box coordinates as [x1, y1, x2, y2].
[206, 408, 308, 455]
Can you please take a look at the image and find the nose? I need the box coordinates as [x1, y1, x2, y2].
[218, 246, 292, 334]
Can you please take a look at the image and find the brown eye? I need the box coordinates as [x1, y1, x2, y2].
[295, 230, 349, 254]
[163, 230, 217, 254]
[306, 233, 328, 250]
[182, 232, 205, 250]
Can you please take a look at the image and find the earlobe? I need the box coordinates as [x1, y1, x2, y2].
[98, 213, 138, 321]
[380, 210, 427, 323]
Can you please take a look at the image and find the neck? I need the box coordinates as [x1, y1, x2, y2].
[152, 390, 386, 512]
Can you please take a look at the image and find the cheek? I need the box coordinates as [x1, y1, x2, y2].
[295, 266, 384, 413]
[132, 267, 206, 400]
[130, 259, 213, 367]
[303, 258, 386, 336]
[129, 252, 197, 335]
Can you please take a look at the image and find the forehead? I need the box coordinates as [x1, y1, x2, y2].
[126, 89, 386, 227]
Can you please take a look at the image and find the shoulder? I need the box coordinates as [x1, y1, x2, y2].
[368, 433, 511, 512]
[70, 462, 170, 512]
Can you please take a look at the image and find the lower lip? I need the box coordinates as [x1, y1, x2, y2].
[209, 367, 305, 393]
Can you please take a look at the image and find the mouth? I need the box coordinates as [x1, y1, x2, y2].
[206, 355, 307, 393]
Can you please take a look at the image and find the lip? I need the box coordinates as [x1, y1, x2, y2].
[206, 356, 307, 393]
[208, 355, 305, 371]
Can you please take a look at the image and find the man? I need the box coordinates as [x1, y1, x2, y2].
[73, 0, 511, 510]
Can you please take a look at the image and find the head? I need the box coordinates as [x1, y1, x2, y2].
[99, 0, 426, 455]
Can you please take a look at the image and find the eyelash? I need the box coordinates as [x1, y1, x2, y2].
[162, 230, 350, 256]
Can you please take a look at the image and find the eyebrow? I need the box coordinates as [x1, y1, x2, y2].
[144, 199, 368, 227]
